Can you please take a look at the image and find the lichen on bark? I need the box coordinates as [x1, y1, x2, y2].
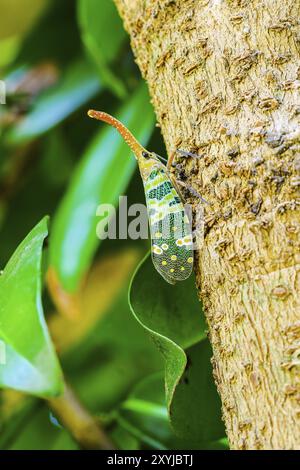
[113, 0, 300, 449]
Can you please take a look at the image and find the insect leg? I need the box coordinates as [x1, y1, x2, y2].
[153, 152, 168, 164]
[176, 180, 210, 205]
[167, 149, 209, 204]
[167, 151, 178, 171]
[167, 148, 201, 171]
[176, 149, 201, 159]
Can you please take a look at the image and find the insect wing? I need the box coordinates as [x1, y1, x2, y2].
[143, 165, 194, 284]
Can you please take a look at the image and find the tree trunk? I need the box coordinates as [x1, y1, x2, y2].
[113, 0, 300, 449]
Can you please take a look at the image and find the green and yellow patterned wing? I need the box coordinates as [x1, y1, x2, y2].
[143, 164, 194, 284]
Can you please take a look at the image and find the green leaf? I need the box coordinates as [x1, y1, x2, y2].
[77, 0, 127, 98]
[129, 254, 225, 443]
[15, 0, 81, 66]
[7, 406, 78, 450]
[0, 217, 63, 397]
[118, 373, 171, 450]
[49, 83, 155, 293]
[63, 281, 163, 413]
[118, 373, 228, 450]
[110, 425, 140, 451]
[5, 58, 101, 145]
[169, 340, 224, 442]
[0, 36, 21, 68]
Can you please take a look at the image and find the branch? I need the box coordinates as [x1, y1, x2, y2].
[48, 383, 115, 450]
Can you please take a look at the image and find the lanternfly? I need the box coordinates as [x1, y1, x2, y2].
[88, 110, 195, 285]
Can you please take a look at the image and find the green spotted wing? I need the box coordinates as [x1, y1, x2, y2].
[143, 165, 194, 284]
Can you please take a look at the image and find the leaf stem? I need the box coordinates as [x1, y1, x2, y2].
[48, 382, 115, 450]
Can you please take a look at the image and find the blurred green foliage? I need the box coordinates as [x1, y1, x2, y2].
[0, 217, 63, 396]
[0, 0, 227, 450]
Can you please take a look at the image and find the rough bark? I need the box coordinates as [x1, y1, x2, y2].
[113, 0, 300, 449]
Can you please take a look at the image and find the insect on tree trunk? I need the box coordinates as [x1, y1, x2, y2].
[113, 0, 300, 449]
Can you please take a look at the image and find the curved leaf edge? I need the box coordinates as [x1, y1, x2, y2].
[128, 252, 206, 430]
